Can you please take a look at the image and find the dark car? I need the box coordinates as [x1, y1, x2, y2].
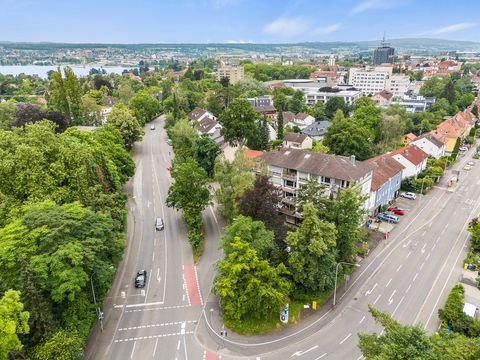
[387, 207, 406, 215]
[135, 270, 147, 288]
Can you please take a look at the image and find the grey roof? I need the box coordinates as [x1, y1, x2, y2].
[301, 121, 332, 137]
[414, 132, 445, 148]
[197, 117, 219, 134]
[284, 132, 308, 143]
[260, 148, 372, 181]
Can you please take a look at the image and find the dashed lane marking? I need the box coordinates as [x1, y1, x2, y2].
[118, 320, 196, 331]
[124, 305, 189, 313]
[114, 331, 194, 343]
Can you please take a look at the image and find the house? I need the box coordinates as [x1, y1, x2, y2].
[366, 156, 405, 215]
[187, 107, 216, 122]
[283, 133, 313, 150]
[278, 111, 315, 130]
[373, 90, 393, 107]
[388, 144, 428, 179]
[244, 148, 264, 160]
[301, 121, 332, 141]
[433, 112, 474, 154]
[403, 133, 417, 145]
[253, 105, 277, 118]
[259, 148, 373, 225]
[196, 117, 224, 145]
[411, 133, 446, 159]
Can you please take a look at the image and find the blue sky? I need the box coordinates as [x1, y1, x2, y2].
[2, 0, 479, 43]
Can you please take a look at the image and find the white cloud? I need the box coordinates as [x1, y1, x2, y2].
[263, 17, 310, 38]
[430, 22, 476, 35]
[314, 23, 342, 34]
[351, 0, 405, 14]
[226, 39, 253, 44]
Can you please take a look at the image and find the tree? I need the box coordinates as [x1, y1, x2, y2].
[47, 69, 70, 117]
[276, 110, 284, 140]
[129, 91, 161, 126]
[325, 97, 349, 119]
[214, 151, 255, 222]
[308, 102, 327, 121]
[352, 104, 382, 140]
[222, 216, 280, 262]
[287, 202, 337, 294]
[238, 175, 287, 244]
[166, 158, 211, 249]
[311, 140, 330, 154]
[471, 104, 479, 118]
[353, 96, 376, 111]
[273, 92, 288, 113]
[215, 237, 291, 323]
[289, 90, 305, 113]
[33, 330, 83, 360]
[443, 79, 456, 105]
[296, 180, 332, 219]
[457, 93, 475, 111]
[14, 103, 68, 132]
[323, 110, 374, 160]
[0, 290, 30, 359]
[0, 101, 16, 130]
[377, 113, 406, 151]
[107, 103, 143, 148]
[170, 118, 198, 162]
[63, 67, 84, 124]
[219, 98, 258, 147]
[359, 306, 437, 360]
[330, 188, 367, 263]
[246, 116, 269, 151]
[194, 134, 220, 177]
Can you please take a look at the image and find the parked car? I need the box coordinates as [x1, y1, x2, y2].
[460, 146, 468, 152]
[377, 212, 400, 224]
[464, 164, 472, 171]
[400, 192, 416, 200]
[150, 124, 155, 130]
[387, 207, 406, 215]
[467, 160, 475, 166]
[135, 270, 147, 288]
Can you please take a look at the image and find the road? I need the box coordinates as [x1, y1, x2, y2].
[85, 115, 224, 360]
[197, 148, 480, 360]
[86, 116, 478, 360]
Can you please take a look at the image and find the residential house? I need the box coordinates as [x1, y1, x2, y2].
[283, 133, 313, 150]
[279, 111, 315, 130]
[301, 121, 332, 141]
[196, 117, 224, 145]
[259, 148, 373, 225]
[388, 144, 428, 179]
[366, 156, 405, 215]
[253, 105, 277, 118]
[373, 90, 393, 107]
[187, 107, 216, 122]
[411, 133, 446, 159]
[403, 132, 417, 145]
[433, 111, 475, 154]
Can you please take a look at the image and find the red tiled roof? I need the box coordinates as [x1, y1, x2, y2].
[405, 133, 417, 142]
[366, 156, 405, 191]
[388, 144, 429, 166]
[245, 148, 264, 159]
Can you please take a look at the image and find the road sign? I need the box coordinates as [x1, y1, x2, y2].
[280, 304, 289, 324]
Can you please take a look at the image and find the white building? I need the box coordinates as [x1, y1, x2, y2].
[349, 66, 393, 95]
[284, 80, 362, 106]
[216, 65, 244, 84]
[411, 133, 446, 159]
[390, 94, 436, 113]
[386, 74, 412, 96]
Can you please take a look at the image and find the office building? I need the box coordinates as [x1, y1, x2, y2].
[373, 36, 395, 65]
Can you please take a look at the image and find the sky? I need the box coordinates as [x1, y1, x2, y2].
[1, 0, 479, 43]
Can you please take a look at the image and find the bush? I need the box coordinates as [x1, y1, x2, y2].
[438, 284, 472, 335]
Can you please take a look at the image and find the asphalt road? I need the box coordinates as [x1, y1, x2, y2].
[85, 115, 224, 360]
[86, 118, 479, 360]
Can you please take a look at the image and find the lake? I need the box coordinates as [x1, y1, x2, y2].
[0, 65, 134, 78]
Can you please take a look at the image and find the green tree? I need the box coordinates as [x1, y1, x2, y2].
[296, 180, 332, 219]
[308, 102, 327, 121]
[443, 79, 457, 105]
[219, 98, 258, 147]
[222, 216, 280, 262]
[170, 118, 198, 162]
[325, 97, 349, 119]
[331, 188, 367, 263]
[352, 103, 382, 140]
[289, 90, 305, 113]
[47, 69, 70, 119]
[215, 237, 291, 323]
[311, 140, 330, 154]
[273, 92, 288, 113]
[0, 101, 16, 130]
[166, 158, 211, 249]
[358, 305, 437, 360]
[107, 103, 143, 148]
[33, 330, 83, 360]
[276, 110, 284, 140]
[0, 290, 30, 360]
[457, 93, 475, 111]
[129, 91, 161, 126]
[214, 151, 255, 222]
[420, 75, 447, 98]
[63, 67, 84, 124]
[323, 110, 374, 160]
[287, 202, 337, 294]
[194, 134, 220, 177]
[471, 104, 479, 118]
[377, 113, 406, 151]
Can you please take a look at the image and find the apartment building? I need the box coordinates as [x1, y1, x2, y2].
[284, 80, 362, 105]
[259, 148, 373, 225]
[386, 74, 412, 96]
[348, 66, 393, 95]
[216, 65, 244, 84]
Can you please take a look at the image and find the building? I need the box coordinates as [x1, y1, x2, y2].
[247, 95, 272, 107]
[373, 36, 395, 65]
[279, 111, 315, 130]
[388, 144, 429, 179]
[187, 107, 216, 122]
[283, 133, 313, 150]
[411, 133, 446, 159]
[284, 80, 362, 105]
[301, 121, 332, 141]
[259, 148, 373, 225]
[386, 74, 412, 96]
[372, 90, 393, 107]
[366, 156, 404, 215]
[390, 94, 435, 113]
[196, 117, 224, 145]
[328, 55, 336, 67]
[348, 66, 393, 95]
[216, 65, 244, 84]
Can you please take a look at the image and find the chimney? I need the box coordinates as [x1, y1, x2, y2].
[350, 155, 356, 166]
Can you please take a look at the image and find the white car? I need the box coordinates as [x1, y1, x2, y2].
[150, 125, 155, 130]
[460, 146, 468, 152]
[467, 161, 475, 166]
[400, 192, 417, 200]
[464, 164, 472, 171]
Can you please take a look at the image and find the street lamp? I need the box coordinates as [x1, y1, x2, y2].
[333, 262, 360, 307]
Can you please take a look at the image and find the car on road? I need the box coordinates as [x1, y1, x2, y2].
[377, 212, 400, 224]
[460, 146, 468, 152]
[135, 270, 147, 288]
[150, 124, 155, 130]
[155, 217, 164, 231]
[467, 160, 475, 166]
[166, 138, 173, 145]
[400, 192, 417, 200]
[387, 207, 406, 215]
[464, 164, 472, 171]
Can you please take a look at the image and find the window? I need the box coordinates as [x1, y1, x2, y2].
[323, 177, 331, 184]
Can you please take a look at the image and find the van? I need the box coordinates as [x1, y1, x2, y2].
[377, 212, 399, 224]
[155, 217, 164, 231]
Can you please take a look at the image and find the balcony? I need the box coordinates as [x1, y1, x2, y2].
[283, 171, 297, 181]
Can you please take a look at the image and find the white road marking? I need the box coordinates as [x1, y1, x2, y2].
[373, 294, 381, 305]
[406, 251, 411, 259]
[420, 262, 425, 271]
[314, 354, 327, 360]
[359, 315, 366, 324]
[183, 336, 188, 360]
[124, 304, 188, 313]
[119, 320, 195, 331]
[426, 253, 431, 261]
[152, 252, 155, 262]
[339, 333, 352, 345]
[413, 273, 419, 282]
[386, 278, 392, 287]
[157, 268, 161, 283]
[114, 331, 194, 343]
[406, 284, 412, 294]
[125, 301, 165, 308]
[291, 345, 318, 357]
[144, 268, 153, 303]
[181, 321, 186, 335]
[432, 244, 436, 251]
[365, 283, 377, 296]
[177, 339, 181, 350]
[392, 296, 405, 317]
[153, 339, 158, 356]
[421, 244, 426, 253]
[396, 264, 402, 272]
[130, 341, 136, 359]
[388, 289, 397, 305]
[356, 356, 365, 360]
